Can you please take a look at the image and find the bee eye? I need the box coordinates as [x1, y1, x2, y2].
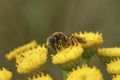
[49, 36, 56, 43]
[55, 36, 60, 41]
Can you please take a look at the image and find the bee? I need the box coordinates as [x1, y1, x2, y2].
[46, 32, 86, 50]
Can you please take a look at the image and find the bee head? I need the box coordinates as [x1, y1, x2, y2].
[46, 32, 68, 50]
[46, 36, 56, 47]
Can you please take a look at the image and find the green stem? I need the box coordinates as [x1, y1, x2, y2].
[63, 70, 68, 80]
[82, 58, 89, 65]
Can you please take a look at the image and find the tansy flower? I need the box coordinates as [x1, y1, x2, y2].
[75, 31, 103, 48]
[112, 75, 120, 80]
[67, 65, 103, 80]
[0, 67, 12, 80]
[106, 58, 120, 74]
[6, 40, 37, 60]
[75, 31, 103, 58]
[98, 47, 120, 57]
[97, 47, 120, 63]
[16, 45, 48, 74]
[28, 73, 53, 80]
[52, 44, 83, 71]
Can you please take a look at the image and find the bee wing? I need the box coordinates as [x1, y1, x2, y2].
[76, 36, 86, 43]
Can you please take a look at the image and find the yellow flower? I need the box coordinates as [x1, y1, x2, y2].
[0, 67, 12, 80]
[6, 40, 37, 60]
[75, 31, 103, 48]
[52, 44, 83, 64]
[16, 45, 48, 74]
[98, 47, 120, 57]
[97, 47, 120, 64]
[28, 73, 53, 80]
[106, 58, 120, 74]
[75, 31, 103, 58]
[67, 65, 103, 80]
[52, 44, 83, 71]
[112, 75, 120, 80]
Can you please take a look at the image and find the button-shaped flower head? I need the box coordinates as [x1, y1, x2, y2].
[98, 47, 120, 64]
[16, 45, 48, 74]
[52, 44, 83, 71]
[6, 40, 37, 60]
[67, 65, 103, 80]
[107, 58, 120, 74]
[0, 67, 12, 80]
[75, 31, 103, 59]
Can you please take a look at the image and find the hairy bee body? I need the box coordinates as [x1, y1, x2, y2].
[46, 32, 86, 50]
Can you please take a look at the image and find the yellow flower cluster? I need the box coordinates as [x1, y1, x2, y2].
[112, 75, 120, 80]
[52, 44, 83, 64]
[107, 58, 120, 74]
[4, 31, 117, 80]
[0, 67, 12, 80]
[16, 45, 48, 74]
[28, 73, 53, 80]
[67, 65, 103, 80]
[75, 31, 103, 48]
[6, 40, 37, 60]
[98, 47, 120, 57]
[5, 40, 48, 74]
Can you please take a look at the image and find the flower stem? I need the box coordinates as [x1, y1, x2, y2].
[63, 70, 68, 80]
[82, 58, 89, 65]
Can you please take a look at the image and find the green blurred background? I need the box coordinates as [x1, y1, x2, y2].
[0, 0, 120, 80]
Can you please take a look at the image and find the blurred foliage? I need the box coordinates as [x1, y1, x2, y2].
[0, 0, 120, 80]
